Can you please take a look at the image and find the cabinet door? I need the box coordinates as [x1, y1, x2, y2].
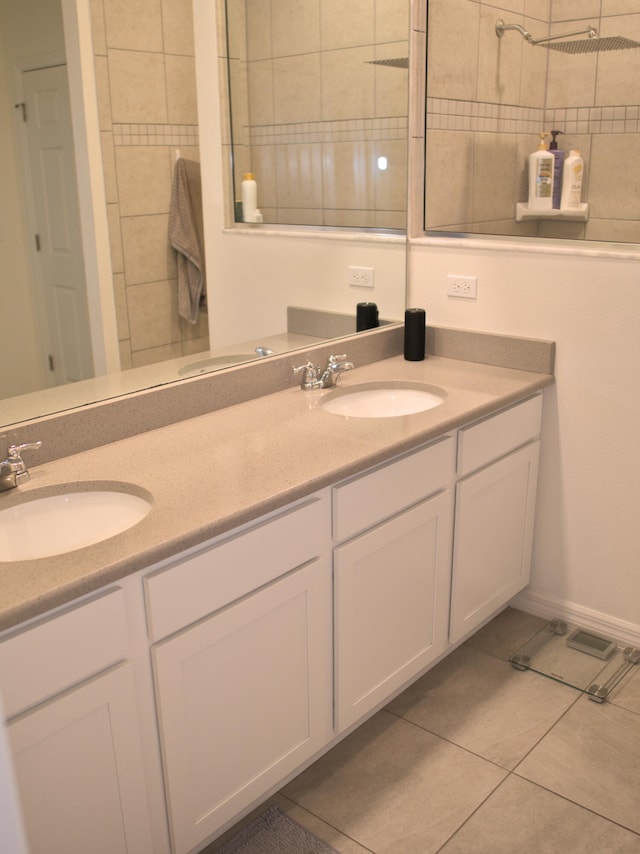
[334, 491, 453, 733]
[8, 663, 153, 854]
[152, 558, 333, 854]
[450, 441, 540, 644]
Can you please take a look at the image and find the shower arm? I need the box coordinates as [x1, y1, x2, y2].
[495, 19, 598, 46]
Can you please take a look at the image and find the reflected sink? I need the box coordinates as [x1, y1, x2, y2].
[178, 347, 275, 377]
[0, 487, 152, 562]
[178, 354, 256, 377]
[321, 382, 446, 418]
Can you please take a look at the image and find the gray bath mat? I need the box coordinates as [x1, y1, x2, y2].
[215, 805, 340, 853]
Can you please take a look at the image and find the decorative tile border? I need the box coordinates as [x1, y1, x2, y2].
[113, 123, 199, 147]
[247, 116, 408, 146]
[427, 98, 640, 135]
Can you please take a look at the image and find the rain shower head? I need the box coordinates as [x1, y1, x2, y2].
[366, 57, 409, 69]
[495, 18, 640, 54]
[543, 35, 640, 54]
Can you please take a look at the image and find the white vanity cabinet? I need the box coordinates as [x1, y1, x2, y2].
[449, 395, 543, 643]
[0, 589, 154, 854]
[0, 386, 548, 854]
[332, 437, 455, 732]
[144, 498, 333, 854]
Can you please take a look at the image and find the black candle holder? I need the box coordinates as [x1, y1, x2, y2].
[404, 308, 426, 361]
[356, 302, 379, 331]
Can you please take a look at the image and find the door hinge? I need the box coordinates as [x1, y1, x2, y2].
[48, 355, 54, 371]
[14, 102, 27, 122]
[35, 234, 41, 251]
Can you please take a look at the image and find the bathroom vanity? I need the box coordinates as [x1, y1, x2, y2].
[0, 331, 553, 854]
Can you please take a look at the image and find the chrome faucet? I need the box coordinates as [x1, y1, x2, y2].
[293, 354, 355, 390]
[0, 438, 42, 491]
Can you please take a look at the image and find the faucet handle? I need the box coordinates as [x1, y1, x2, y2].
[293, 361, 319, 378]
[327, 354, 347, 364]
[293, 361, 321, 389]
[8, 441, 42, 459]
[0, 440, 41, 491]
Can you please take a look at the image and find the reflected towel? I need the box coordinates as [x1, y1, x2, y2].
[169, 158, 206, 324]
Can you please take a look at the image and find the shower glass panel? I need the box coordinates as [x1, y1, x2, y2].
[424, 0, 640, 243]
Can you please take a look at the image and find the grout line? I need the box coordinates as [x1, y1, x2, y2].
[383, 706, 513, 775]
[278, 792, 377, 853]
[509, 770, 640, 839]
[433, 773, 511, 853]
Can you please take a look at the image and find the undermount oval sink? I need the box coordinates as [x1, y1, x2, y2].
[321, 382, 446, 418]
[0, 487, 152, 562]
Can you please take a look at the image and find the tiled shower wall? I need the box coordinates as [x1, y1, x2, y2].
[225, 0, 409, 229]
[90, 0, 209, 370]
[425, 0, 640, 242]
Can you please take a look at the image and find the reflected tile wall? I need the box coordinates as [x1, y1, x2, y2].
[245, 118, 408, 227]
[91, 0, 209, 370]
[231, 0, 409, 229]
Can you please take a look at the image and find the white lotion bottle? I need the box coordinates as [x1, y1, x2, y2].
[241, 172, 262, 222]
[560, 150, 584, 209]
[528, 133, 554, 211]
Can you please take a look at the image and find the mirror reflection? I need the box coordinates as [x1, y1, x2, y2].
[1, 0, 95, 403]
[226, 0, 409, 229]
[425, 0, 640, 243]
[0, 0, 408, 429]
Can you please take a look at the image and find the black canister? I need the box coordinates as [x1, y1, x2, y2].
[404, 308, 426, 361]
[356, 302, 379, 331]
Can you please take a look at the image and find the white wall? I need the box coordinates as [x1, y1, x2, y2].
[409, 240, 640, 635]
[207, 232, 405, 347]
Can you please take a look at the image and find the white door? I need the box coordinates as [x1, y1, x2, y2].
[22, 64, 93, 386]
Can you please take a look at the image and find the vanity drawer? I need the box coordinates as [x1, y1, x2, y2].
[0, 588, 129, 720]
[145, 497, 328, 641]
[457, 394, 543, 476]
[332, 436, 455, 542]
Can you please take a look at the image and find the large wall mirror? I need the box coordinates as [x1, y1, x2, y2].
[0, 0, 408, 429]
[425, 0, 640, 244]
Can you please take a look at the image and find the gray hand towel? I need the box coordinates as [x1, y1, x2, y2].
[169, 158, 206, 324]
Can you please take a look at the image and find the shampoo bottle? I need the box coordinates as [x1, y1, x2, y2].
[549, 130, 564, 209]
[241, 173, 262, 222]
[560, 150, 584, 209]
[528, 133, 554, 211]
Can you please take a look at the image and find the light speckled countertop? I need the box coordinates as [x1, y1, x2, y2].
[0, 352, 553, 631]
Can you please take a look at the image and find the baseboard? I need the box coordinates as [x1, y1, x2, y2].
[512, 590, 640, 648]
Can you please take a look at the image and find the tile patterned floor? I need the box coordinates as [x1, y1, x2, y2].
[209, 608, 640, 853]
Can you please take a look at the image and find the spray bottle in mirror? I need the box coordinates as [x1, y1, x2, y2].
[549, 130, 564, 209]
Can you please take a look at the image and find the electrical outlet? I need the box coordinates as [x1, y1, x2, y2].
[447, 274, 477, 299]
[348, 266, 375, 288]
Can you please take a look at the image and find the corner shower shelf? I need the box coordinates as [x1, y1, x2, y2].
[510, 618, 640, 702]
[516, 203, 589, 222]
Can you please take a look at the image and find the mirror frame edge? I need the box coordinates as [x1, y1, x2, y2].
[61, 0, 120, 374]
